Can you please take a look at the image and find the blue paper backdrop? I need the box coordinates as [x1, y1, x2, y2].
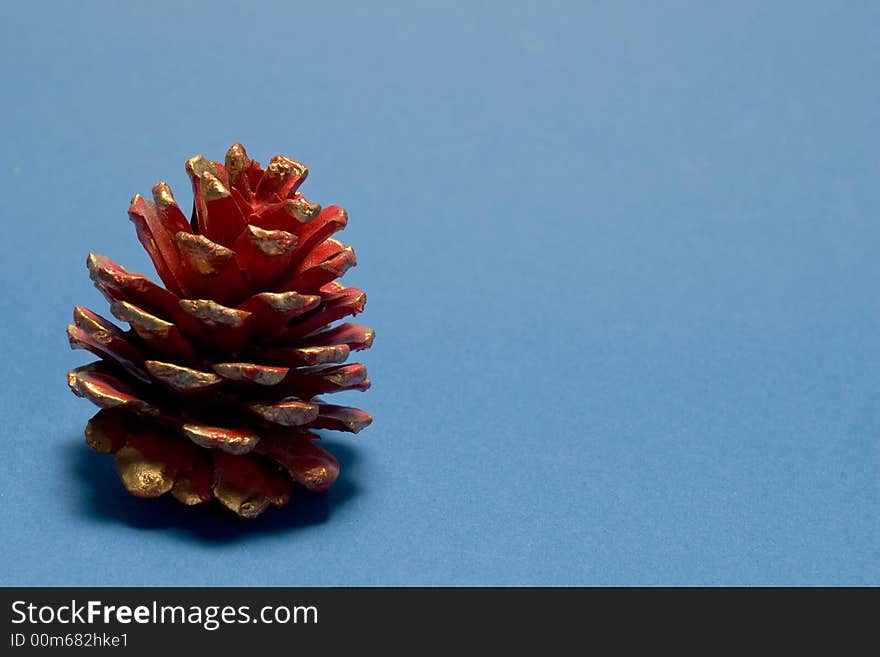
[1, 1, 877, 585]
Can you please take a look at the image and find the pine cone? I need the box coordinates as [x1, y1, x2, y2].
[66, 144, 373, 518]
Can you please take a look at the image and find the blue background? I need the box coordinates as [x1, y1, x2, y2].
[1, 1, 877, 586]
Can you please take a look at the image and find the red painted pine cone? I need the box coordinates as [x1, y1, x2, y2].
[66, 144, 373, 518]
